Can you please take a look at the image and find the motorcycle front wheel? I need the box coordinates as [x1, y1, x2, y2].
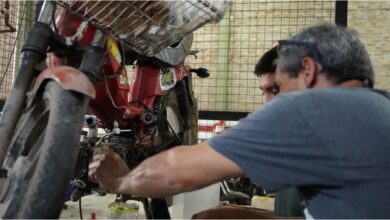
[0, 80, 89, 218]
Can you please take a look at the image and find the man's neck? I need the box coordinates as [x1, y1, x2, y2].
[314, 74, 364, 89]
[337, 79, 364, 88]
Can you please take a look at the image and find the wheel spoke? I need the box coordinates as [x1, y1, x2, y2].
[26, 128, 45, 165]
[166, 107, 180, 134]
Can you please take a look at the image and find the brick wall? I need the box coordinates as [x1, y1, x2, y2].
[0, 1, 34, 100]
[348, 1, 390, 91]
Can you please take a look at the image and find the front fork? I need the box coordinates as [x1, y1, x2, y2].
[0, 0, 53, 166]
[0, 0, 105, 166]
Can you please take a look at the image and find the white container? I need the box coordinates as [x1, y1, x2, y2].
[251, 196, 274, 211]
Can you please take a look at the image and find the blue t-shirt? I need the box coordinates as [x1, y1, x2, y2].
[209, 88, 390, 218]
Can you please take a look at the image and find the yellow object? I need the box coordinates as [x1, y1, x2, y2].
[107, 201, 139, 219]
[106, 36, 121, 63]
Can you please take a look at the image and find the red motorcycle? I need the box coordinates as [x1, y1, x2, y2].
[0, 1, 227, 218]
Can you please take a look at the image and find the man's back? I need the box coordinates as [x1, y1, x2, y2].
[293, 88, 390, 218]
[209, 88, 390, 218]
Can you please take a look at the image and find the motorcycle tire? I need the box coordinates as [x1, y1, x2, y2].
[147, 80, 198, 219]
[153, 80, 198, 149]
[0, 80, 89, 218]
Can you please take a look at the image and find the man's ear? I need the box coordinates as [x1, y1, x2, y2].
[301, 57, 318, 88]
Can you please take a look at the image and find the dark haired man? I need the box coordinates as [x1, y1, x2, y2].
[254, 46, 279, 103]
[254, 46, 303, 217]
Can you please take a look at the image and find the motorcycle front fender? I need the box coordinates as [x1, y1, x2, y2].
[31, 65, 96, 98]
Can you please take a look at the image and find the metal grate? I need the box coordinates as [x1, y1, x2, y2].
[2, 1, 389, 119]
[186, 0, 335, 113]
[0, 1, 33, 101]
[58, 0, 228, 56]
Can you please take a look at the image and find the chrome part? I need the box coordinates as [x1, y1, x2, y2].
[37, 1, 56, 24]
[84, 115, 98, 138]
[91, 29, 106, 48]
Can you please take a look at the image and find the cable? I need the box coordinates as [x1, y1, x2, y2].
[79, 196, 83, 220]
[154, 107, 183, 145]
[102, 70, 129, 113]
[165, 117, 183, 145]
[51, 6, 58, 34]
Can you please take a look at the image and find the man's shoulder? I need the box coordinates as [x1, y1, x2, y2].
[280, 87, 389, 103]
[267, 88, 390, 118]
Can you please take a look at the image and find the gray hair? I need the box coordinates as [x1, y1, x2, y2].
[277, 23, 374, 87]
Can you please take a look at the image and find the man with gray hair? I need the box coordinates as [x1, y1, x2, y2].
[89, 23, 390, 218]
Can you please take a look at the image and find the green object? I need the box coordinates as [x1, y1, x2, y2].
[107, 201, 139, 219]
[216, 5, 231, 111]
[274, 187, 304, 217]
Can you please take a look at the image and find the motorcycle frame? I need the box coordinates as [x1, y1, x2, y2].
[0, 1, 214, 218]
[0, 0, 193, 163]
[55, 2, 192, 129]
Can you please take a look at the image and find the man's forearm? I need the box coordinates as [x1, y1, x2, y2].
[114, 146, 200, 197]
[108, 142, 244, 197]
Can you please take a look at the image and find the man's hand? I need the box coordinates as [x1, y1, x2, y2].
[88, 151, 130, 193]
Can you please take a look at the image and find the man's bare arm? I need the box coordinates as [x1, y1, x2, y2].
[89, 141, 244, 198]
